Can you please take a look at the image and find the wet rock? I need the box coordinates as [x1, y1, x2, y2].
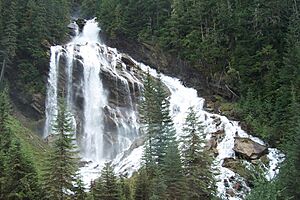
[79, 160, 92, 168]
[101, 70, 132, 107]
[213, 117, 222, 127]
[233, 137, 267, 160]
[120, 136, 145, 161]
[224, 179, 230, 187]
[121, 55, 136, 70]
[44, 134, 58, 145]
[68, 22, 78, 36]
[222, 158, 240, 169]
[226, 189, 235, 197]
[211, 129, 225, 142]
[76, 18, 86, 32]
[206, 137, 218, 151]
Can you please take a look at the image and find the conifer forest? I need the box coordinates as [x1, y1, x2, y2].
[0, 0, 299, 199]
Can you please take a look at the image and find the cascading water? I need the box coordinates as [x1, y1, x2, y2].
[45, 18, 284, 199]
[44, 46, 62, 137]
[44, 18, 140, 180]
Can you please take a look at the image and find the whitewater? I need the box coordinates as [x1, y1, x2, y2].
[44, 18, 284, 199]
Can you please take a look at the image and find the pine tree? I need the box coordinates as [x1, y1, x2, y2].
[181, 107, 216, 199]
[73, 175, 87, 200]
[0, 88, 12, 152]
[5, 139, 41, 200]
[139, 71, 160, 169]
[42, 99, 79, 200]
[93, 162, 120, 200]
[134, 168, 151, 200]
[120, 174, 132, 200]
[0, 88, 12, 199]
[0, 0, 18, 59]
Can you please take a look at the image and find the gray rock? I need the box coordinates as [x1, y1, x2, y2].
[233, 137, 267, 160]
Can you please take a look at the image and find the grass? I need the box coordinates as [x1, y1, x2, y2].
[7, 115, 49, 174]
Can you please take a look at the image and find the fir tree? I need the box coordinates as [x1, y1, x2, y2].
[73, 175, 87, 200]
[93, 162, 120, 200]
[0, 0, 18, 59]
[181, 107, 216, 199]
[134, 168, 151, 200]
[42, 99, 79, 200]
[0, 88, 11, 199]
[5, 139, 41, 200]
[120, 174, 132, 200]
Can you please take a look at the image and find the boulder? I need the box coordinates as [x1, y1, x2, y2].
[233, 137, 267, 160]
[222, 158, 240, 169]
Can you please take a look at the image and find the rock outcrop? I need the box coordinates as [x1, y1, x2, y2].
[233, 137, 267, 160]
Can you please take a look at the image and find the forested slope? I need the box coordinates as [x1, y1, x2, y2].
[0, 0, 299, 199]
[81, 0, 300, 199]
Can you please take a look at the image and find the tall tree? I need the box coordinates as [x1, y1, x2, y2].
[42, 99, 79, 200]
[181, 107, 216, 199]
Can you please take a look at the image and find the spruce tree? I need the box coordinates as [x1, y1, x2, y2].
[139, 71, 160, 169]
[1, 0, 18, 59]
[0, 88, 11, 199]
[42, 99, 79, 200]
[181, 107, 216, 199]
[134, 168, 151, 200]
[93, 162, 120, 200]
[120, 174, 132, 200]
[73, 175, 87, 200]
[5, 139, 41, 200]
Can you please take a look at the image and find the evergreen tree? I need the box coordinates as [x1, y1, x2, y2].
[134, 168, 151, 200]
[5, 139, 41, 200]
[93, 162, 120, 200]
[42, 99, 79, 200]
[181, 107, 216, 199]
[0, 88, 11, 199]
[0, 88, 12, 152]
[0, 0, 18, 59]
[120, 174, 132, 200]
[139, 71, 160, 169]
[73, 175, 87, 200]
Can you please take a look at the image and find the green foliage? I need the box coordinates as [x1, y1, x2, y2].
[74, 175, 87, 200]
[134, 168, 151, 200]
[0, 0, 72, 95]
[138, 72, 187, 199]
[1, 0, 18, 59]
[120, 175, 133, 200]
[181, 107, 217, 199]
[93, 162, 121, 200]
[42, 99, 80, 200]
[5, 139, 41, 199]
[0, 89, 43, 199]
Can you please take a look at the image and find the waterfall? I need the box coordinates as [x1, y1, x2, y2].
[44, 18, 284, 199]
[81, 43, 107, 162]
[44, 46, 62, 137]
[44, 18, 140, 179]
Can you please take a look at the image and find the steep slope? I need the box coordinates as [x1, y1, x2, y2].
[43, 19, 284, 199]
[6, 114, 49, 173]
